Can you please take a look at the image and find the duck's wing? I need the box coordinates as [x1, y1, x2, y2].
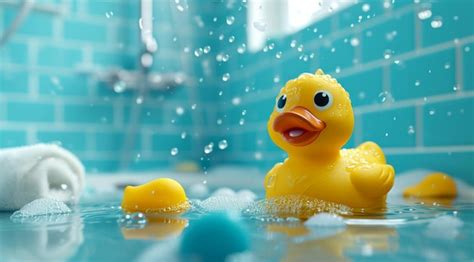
[356, 141, 386, 164]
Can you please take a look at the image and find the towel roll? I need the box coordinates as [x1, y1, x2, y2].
[0, 144, 85, 211]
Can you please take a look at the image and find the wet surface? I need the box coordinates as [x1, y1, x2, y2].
[0, 195, 473, 261]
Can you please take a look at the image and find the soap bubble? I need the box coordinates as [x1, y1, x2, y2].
[170, 147, 179, 156]
[118, 212, 147, 228]
[226, 16, 235, 25]
[10, 198, 71, 220]
[431, 17, 443, 29]
[222, 73, 230, 82]
[218, 140, 228, 150]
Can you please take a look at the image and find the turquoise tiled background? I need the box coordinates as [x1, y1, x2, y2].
[0, 0, 473, 183]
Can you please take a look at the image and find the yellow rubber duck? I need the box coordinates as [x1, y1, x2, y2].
[121, 178, 189, 214]
[265, 69, 395, 210]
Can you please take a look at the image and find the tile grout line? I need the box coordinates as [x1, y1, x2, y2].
[415, 103, 424, 148]
[455, 44, 464, 92]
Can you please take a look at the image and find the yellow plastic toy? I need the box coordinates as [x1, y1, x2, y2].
[121, 178, 189, 214]
[403, 172, 457, 198]
[265, 69, 395, 210]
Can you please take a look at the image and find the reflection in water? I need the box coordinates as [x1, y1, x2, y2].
[120, 216, 188, 240]
[267, 222, 398, 261]
[0, 214, 83, 261]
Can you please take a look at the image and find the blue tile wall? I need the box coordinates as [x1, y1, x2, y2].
[1, 0, 473, 182]
[209, 0, 474, 183]
[0, 0, 203, 172]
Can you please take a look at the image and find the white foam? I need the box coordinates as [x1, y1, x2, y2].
[196, 196, 254, 212]
[10, 198, 71, 219]
[304, 213, 346, 227]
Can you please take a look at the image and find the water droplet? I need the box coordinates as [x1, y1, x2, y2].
[350, 37, 360, 47]
[254, 151, 262, 160]
[217, 118, 223, 125]
[431, 17, 443, 29]
[415, 80, 421, 86]
[181, 132, 187, 139]
[237, 43, 247, 54]
[136, 96, 144, 104]
[384, 132, 389, 137]
[384, 49, 392, 59]
[418, 9, 432, 20]
[362, 3, 370, 12]
[268, 43, 275, 50]
[429, 110, 436, 115]
[408, 125, 415, 135]
[378, 91, 394, 104]
[273, 75, 280, 83]
[218, 140, 228, 150]
[60, 184, 68, 190]
[222, 73, 230, 82]
[194, 48, 203, 57]
[113, 81, 126, 93]
[239, 118, 245, 125]
[176, 106, 184, 115]
[226, 16, 235, 25]
[290, 40, 297, 48]
[191, 104, 197, 110]
[228, 36, 235, 43]
[218, 91, 223, 96]
[253, 20, 267, 32]
[176, 4, 185, 12]
[464, 46, 471, 52]
[232, 97, 241, 105]
[204, 143, 214, 154]
[275, 51, 282, 59]
[331, 47, 336, 53]
[203, 45, 211, 54]
[241, 110, 247, 116]
[444, 63, 451, 69]
[105, 11, 114, 18]
[170, 147, 179, 156]
[297, 44, 304, 52]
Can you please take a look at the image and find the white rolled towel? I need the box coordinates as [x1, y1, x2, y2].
[0, 144, 85, 211]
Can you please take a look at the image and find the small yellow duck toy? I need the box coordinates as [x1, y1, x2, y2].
[265, 69, 395, 210]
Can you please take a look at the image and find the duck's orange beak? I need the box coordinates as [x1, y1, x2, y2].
[273, 106, 326, 146]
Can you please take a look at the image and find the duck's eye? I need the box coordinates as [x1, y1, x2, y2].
[276, 94, 287, 112]
[313, 91, 332, 110]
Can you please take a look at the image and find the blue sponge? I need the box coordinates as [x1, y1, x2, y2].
[179, 212, 250, 262]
